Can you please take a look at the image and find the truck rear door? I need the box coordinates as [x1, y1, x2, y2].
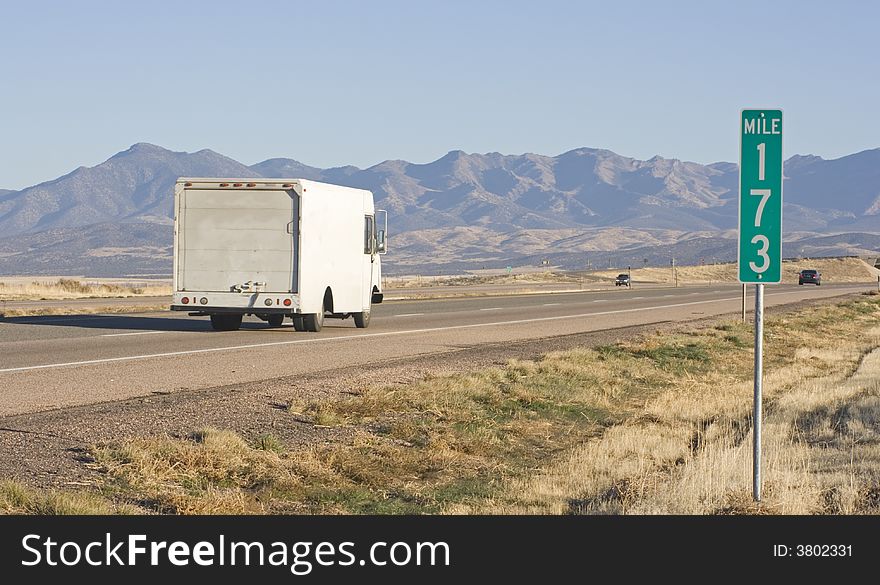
[179, 188, 295, 293]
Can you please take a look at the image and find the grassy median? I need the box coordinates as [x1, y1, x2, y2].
[3, 294, 879, 515]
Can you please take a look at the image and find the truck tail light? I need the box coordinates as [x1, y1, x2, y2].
[200, 297, 208, 305]
[264, 298, 273, 306]
[283, 299, 291, 306]
[181, 297, 189, 304]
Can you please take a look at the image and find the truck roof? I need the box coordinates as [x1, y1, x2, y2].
[178, 177, 295, 183]
[176, 178, 371, 195]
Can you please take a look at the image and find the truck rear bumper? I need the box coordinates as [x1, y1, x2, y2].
[172, 306, 294, 315]
[172, 291, 299, 312]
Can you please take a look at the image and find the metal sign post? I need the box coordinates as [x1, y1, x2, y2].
[739, 109, 782, 502]
[753, 283, 763, 500]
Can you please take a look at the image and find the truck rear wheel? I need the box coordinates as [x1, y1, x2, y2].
[293, 317, 306, 331]
[353, 309, 371, 328]
[267, 314, 284, 327]
[210, 314, 242, 331]
[303, 311, 324, 332]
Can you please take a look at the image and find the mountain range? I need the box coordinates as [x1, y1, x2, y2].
[0, 143, 878, 276]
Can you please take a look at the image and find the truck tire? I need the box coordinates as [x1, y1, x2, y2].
[353, 309, 371, 328]
[210, 314, 242, 331]
[303, 310, 324, 332]
[267, 314, 284, 327]
[293, 317, 306, 331]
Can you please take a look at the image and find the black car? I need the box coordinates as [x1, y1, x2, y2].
[798, 269, 821, 285]
[615, 273, 631, 287]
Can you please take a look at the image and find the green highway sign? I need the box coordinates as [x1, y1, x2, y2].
[738, 109, 783, 283]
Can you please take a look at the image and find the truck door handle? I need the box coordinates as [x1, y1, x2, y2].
[286, 221, 294, 234]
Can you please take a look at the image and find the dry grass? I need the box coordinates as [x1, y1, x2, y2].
[0, 479, 139, 515]
[92, 359, 651, 514]
[93, 429, 299, 514]
[384, 270, 586, 289]
[462, 301, 880, 515]
[593, 257, 879, 285]
[622, 343, 880, 515]
[27, 295, 880, 515]
[0, 278, 171, 301]
[387, 257, 878, 292]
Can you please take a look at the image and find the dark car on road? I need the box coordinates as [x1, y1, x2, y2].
[798, 269, 821, 285]
[615, 273, 631, 287]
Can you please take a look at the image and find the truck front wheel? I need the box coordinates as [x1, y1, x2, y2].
[353, 309, 371, 328]
[210, 314, 243, 331]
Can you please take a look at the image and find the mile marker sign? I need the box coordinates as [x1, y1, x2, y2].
[738, 109, 782, 283]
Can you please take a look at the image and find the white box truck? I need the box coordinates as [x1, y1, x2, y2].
[171, 178, 386, 332]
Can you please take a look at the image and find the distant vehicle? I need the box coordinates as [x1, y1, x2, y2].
[615, 273, 631, 287]
[171, 178, 387, 332]
[798, 269, 821, 286]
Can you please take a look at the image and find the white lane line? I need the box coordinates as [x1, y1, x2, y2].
[0, 288, 864, 375]
[100, 330, 167, 337]
[480, 307, 502, 311]
[631, 296, 644, 300]
[592, 299, 607, 302]
[542, 303, 561, 306]
[395, 313, 425, 317]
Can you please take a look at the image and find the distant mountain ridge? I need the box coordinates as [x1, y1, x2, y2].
[0, 143, 260, 235]
[256, 146, 880, 234]
[0, 143, 878, 275]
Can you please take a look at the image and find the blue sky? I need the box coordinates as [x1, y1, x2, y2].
[1, 0, 877, 189]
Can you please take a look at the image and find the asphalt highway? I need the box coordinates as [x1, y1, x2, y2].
[0, 283, 869, 416]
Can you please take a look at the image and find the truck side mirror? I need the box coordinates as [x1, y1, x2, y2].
[376, 209, 388, 254]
